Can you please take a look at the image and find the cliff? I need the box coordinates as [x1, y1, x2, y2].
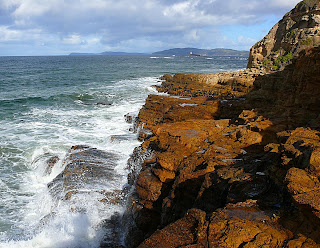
[124, 46, 320, 248]
[247, 0, 320, 70]
[118, 1, 320, 247]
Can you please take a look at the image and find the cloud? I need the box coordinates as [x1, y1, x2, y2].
[0, 0, 300, 55]
[0, 25, 21, 41]
[62, 34, 85, 45]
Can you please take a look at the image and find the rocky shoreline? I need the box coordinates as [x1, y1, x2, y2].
[39, 1, 320, 247]
[123, 46, 320, 248]
[122, 2, 320, 246]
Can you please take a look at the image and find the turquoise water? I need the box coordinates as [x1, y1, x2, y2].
[0, 55, 247, 247]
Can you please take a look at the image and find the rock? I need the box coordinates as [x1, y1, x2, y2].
[135, 168, 163, 202]
[48, 146, 119, 201]
[156, 71, 257, 99]
[287, 235, 320, 248]
[125, 112, 138, 124]
[140, 201, 295, 248]
[45, 156, 59, 175]
[124, 22, 320, 248]
[310, 148, 320, 174]
[95, 102, 112, 106]
[247, 0, 320, 70]
[137, 94, 220, 132]
[207, 202, 291, 248]
[285, 167, 320, 218]
[138, 209, 206, 248]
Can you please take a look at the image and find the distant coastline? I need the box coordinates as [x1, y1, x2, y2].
[69, 48, 249, 57]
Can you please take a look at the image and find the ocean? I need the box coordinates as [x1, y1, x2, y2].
[0, 55, 247, 247]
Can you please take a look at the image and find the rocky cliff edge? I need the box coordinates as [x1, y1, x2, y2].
[123, 46, 320, 248]
[247, 0, 320, 71]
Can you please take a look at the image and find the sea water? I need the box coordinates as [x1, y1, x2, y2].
[0, 55, 247, 247]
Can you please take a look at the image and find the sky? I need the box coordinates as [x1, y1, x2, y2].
[0, 0, 301, 56]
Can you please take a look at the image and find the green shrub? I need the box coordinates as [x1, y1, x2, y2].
[289, 30, 297, 39]
[263, 59, 271, 66]
[276, 52, 293, 64]
[301, 38, 313, 46]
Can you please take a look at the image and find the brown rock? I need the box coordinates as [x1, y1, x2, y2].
[125, 44, 320, 248]
[138, 209, 206, 248]
[207, 202, 291, 248]
[136, 168, 163, 202]
[287, 235, 320, 248]
[310, 148, 320, 174]
[285, 167, 320, 218]
[248, 0, 320, 70]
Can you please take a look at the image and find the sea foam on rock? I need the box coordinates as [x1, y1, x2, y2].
[45, 145, 126, 247]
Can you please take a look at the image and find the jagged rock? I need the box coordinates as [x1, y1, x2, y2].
[139, 201, 295, 248]
[157, 71, 258, 99]
[125, 112, 138, 124]
[246, 47, 320, 130]
[286, 167, 320, 218]
[207, 202, 291, 248]
[248, 0, 320, 70]
[45, 155, 59, 175]
[124, 47, 320, 247]
[137, 94, 220, 132]
[138, 209, 206, 248]
[310, 148, 320, 174]
[124, 7, 320, 245]
[48, 145, 120, 202]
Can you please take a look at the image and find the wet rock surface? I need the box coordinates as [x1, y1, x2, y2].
[46, 145, 125, 247]
[48, 145, 119, 201]
[124, 47, 320, 247]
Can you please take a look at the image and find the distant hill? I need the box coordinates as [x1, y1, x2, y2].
[152, 48, 249, 57]
[69, 51, 147, 56]
[69, 48, 249, 57]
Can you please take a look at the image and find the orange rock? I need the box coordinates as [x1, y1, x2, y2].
[138, 209, 206, 248]
[136, 168, 163, 202]
[287, 235, 320, 248]
[310, 148, 320, 175]
[285, 167, 320, 218]
[125, 47, 320, 248]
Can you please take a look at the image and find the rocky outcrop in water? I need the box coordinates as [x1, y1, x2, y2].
[247, 0, 320, 71]
[124, 46, 320, 247]
[46, 145, 125, 247]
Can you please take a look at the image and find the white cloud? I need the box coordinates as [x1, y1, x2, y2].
[0, 25, 44, 42]
[0, 26, 21, 41]
[0, 0, 301, 55]
[237, 36, 257, 45]
[62, 34, 84, 45]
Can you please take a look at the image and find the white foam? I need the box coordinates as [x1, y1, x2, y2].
[0, 76, 160, 247]
[179, 103, 198, 107]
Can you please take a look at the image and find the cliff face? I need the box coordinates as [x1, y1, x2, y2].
[247, 0, 320, 70]
[124, 47, 320, 247]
